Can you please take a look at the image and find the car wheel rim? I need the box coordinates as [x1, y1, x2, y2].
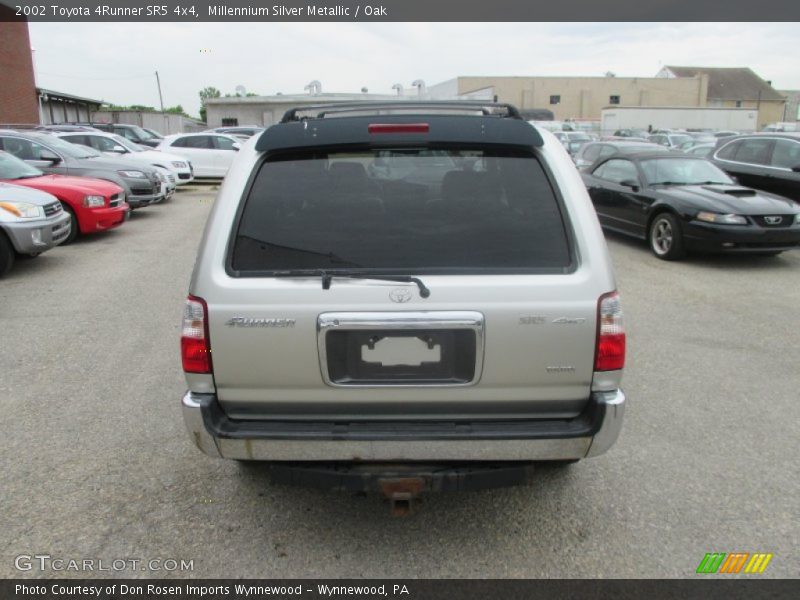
[653, 220, 672, 254]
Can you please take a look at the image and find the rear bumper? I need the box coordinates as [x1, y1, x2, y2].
[181, 389, 626, 461]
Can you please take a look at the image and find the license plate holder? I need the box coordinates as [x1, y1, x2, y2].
[325, 329, 476, 385]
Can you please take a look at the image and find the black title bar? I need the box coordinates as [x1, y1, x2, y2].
[2, 0, 800, 22]
[2, 579, 800, 600]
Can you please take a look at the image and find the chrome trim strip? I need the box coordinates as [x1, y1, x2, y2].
[317, 311, 485, 388]
[215, 436, 592, 461]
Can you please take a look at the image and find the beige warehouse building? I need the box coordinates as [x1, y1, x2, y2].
[430, 67, 786, 129]
[428, 75, 709, 121]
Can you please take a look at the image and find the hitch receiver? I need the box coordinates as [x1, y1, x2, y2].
[379, 477, 426, 517]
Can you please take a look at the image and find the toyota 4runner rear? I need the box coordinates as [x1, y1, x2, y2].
[180, 102, 626, 508]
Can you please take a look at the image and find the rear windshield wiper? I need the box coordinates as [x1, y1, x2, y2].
[236, 237, 361, 267]
[237, 238, 431, 297]
[268, 269, 431, 298]
[320, 272, 431, 298]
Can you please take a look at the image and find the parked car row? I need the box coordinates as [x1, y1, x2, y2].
[0, 130, 166, 208]
[0, 125, 210, 276]
[36, 124, 244, 178]
[574, 130, 800, 260]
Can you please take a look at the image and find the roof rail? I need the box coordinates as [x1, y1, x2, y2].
[280, 101, 523, 123]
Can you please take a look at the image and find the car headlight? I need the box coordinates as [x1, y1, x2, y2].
[795, 213, 800, 224]
[83, 195, 105, 208]
[118, 170, 146, 178]
[155, 171, 166, 182]
[172, 161, 187, 168]
[0, 201, 45, 219]
[696, 212, 748, 226]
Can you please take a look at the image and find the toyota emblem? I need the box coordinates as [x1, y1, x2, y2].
[389, 288, 413, 303]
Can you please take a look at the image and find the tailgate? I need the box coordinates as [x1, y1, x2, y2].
[207, 275, 600, 420]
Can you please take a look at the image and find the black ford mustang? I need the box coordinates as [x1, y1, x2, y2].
[581, 152, 800, 260]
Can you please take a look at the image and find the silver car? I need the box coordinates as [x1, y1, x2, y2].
[0, 182, 71, 276]
[0, 131, 161, 209]
[180, 102, 626, 511]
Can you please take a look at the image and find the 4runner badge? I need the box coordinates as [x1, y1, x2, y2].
[225, 317, 296, 328]
[389, 288, 413, 303]
[552, 317, 586, 325]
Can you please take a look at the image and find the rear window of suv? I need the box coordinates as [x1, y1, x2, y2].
[229, 148, 573, 274]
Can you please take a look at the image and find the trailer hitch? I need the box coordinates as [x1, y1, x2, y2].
[378, 477, 426, 517]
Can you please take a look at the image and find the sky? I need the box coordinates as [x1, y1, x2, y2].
[27, 22, 800, 119]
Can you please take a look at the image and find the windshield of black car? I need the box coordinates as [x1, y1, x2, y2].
[0, 152, 43, 178]
[640, 158, 735, 186]
[231, 148, 572, 274]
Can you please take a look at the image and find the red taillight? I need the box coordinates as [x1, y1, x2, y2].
[368, 123, 429, 134]
[181, 295, 212, 373]
[595, 291, 625, 371]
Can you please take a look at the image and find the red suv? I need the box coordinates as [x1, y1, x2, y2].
[0, 151, 128, 243]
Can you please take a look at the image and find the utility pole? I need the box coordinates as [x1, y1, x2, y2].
[155, 70, 168, 134]
[155, 71, 165, 111]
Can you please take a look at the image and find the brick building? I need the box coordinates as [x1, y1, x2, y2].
[0, 9, 39, 126]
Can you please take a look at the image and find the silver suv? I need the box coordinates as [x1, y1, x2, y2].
[181, 102, 626, 510]
[0, 182, 71, 276]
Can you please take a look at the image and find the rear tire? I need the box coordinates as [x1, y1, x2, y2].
[0, 232, 15, 277]
[62, 204, 79, 245]
[649, 212, 685, 260]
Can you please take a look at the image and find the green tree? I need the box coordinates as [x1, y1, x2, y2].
[198, 86, 221, 122]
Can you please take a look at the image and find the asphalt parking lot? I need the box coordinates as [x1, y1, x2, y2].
[1, 186, 798, 579]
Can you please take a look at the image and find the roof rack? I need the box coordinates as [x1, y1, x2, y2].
[280, 101, 523, 123]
